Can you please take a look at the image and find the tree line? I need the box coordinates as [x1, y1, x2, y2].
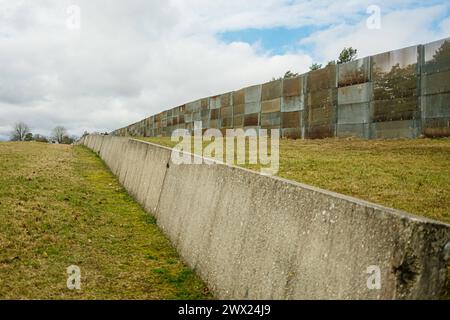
[9, 122, 88, 144]
[273, 47, 358, 80]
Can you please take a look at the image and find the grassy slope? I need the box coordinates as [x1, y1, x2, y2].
[139, 137, 450, 225]
[0, 142, 210, 299]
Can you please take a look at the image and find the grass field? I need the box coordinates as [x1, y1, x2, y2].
[0, 142, 210, 299]
[139, 137, 450, 225]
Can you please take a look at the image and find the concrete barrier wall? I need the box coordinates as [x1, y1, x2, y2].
[113, 37, 450, 139]
[78, 135, 450, 299]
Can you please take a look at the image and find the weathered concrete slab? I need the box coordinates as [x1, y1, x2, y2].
[421, 93, 450, 118]
[337, 123, 370, 139]
[261, 112, 281, 127]
[261, 98, 281, 113]
[370, 120, 421, 139]
[262, 80, 282, 101]
[422, 70, 450, 95]
[283, 76, 305, 97]
[244, 113, 259, 127]
[423, 37, 450, 74]
[282, 111, 300, 129]
[338, 83, 372, 105]
[244, 102, 261, 114]
[245, 85, 262, 104]
[308, 65, 336, 92]
[338, 57, 371, 87]
[282, 95, 304, 112]
[338, 103, 370, 124]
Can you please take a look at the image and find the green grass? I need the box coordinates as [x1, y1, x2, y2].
[0, 142, 211, 299]
[139, 136, 450, 225]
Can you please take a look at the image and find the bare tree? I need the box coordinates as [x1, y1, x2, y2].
[10, 122, 30, 141]
[52, 126, 67, 144]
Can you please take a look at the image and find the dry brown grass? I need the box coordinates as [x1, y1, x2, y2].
[0, 142, 210, 299]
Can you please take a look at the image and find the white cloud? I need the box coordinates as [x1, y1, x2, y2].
[0, 0, 448, 140]
[300, 4, 450, 63]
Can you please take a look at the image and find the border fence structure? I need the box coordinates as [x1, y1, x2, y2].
[112, 37, 450, 139]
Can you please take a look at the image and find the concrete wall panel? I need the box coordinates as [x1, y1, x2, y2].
[370, 120, 420, 139]
[337, 103, 370, 124]
[338, 83, 372, 105]
[80, 137, 450, 300]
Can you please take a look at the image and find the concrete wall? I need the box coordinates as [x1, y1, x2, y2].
[114, 37, 450, 139]
[79, 134, 450, 299]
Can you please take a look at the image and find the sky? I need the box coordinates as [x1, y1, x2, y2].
[0, 0, 450, 140]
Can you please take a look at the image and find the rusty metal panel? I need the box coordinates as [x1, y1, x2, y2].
[261, 98, 281, 113]
[244, 113, 259, 127]
[262, 80, 282, 101]
[337, 123, 370, 138]
[193, 111, 201, 122]
[245, 102, 261, 114]
[261, 112, 281, 127]
[338, 57, 371, 87]
[201, 109, 210, 120]
[337, 103, 370, 124]
[308, 89, 337, 108]
[209, 96, 221, 109]
[209, 119, 220, 128]
[282, 95, 304, 112]
[233, 89, 245, 106]
[308, 105, 336, 125]
[222, 117, 233, 128]
[338, 83, 372, 105]
[186, 100, 201, 112]
[371, 97, 419, 122]
[221, 93, 232, 108]
[210, 109, 220, 120]
[201, 98, 209, 110]
[283, 76, 305, 97]
[282, 111, 300, 128]
[423, 37, 450, 74]
[234, 104, 245, 115]
[307, 65, 336, 92]
[245, 85, 262, 103]
[421, 70, 450, 95]
[370, 120, 420, 139]
[234, 115, 244, 127]
[220, 106, 233, 118]
[184, 113, 193, 123]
